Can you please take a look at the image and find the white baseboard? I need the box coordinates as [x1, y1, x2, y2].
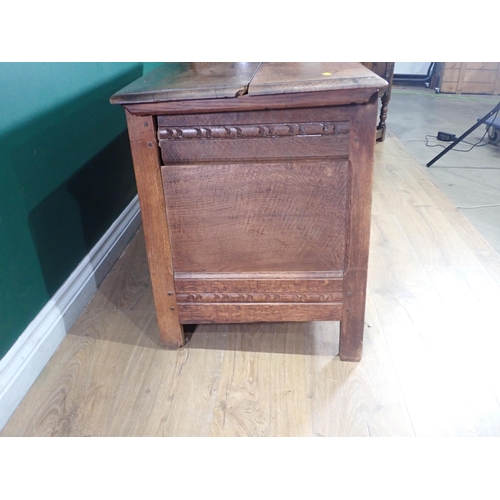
[0, 195, 141, 431]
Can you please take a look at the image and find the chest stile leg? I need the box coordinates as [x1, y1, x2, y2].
[125, 111, 184, 348]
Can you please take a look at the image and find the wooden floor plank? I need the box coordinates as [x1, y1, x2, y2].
[369, 210, 500, 436]
[88, 229, 155, 312]
[308, 299, 415, 437]
[209, 324, 275, 437]
[152, 326, 224, 437]
[373, 153, 482, 269]
[1, 309, 160, 436]
[378, 132, 500, 283]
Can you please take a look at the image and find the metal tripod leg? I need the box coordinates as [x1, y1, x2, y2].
[426, 101, 500, 167]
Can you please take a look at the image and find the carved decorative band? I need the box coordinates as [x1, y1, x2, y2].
[158, 121, 349, 141]
[176, 292, 342, 303]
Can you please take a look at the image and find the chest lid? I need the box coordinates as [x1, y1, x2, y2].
[110, 62, 387, 105]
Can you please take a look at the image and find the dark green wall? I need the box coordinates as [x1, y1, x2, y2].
[0, 62, 151, 360]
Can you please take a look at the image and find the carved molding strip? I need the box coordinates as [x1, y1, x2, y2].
[158, 121, 349, 141]
[176, 292, 342, 303]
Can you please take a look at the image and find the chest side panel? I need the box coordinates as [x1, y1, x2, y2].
[162, 160, 349, 273]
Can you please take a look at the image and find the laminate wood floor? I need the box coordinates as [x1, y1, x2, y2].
[3, 132, 500, 436]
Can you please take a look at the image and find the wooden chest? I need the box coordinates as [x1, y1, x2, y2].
[111, 63, 387, 361]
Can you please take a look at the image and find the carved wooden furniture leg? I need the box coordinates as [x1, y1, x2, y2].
[376, 62, 395, 143]
[377, 90, 390, 142]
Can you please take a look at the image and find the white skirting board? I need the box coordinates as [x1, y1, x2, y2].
[0, 195, 141, 431]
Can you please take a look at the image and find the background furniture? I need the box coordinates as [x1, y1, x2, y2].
[436, 62, 500, 95]
[362, 62, 394, 141]
[111, 62, 387, 361]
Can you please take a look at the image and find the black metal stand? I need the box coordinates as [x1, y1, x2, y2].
[426, 101, 500, 167]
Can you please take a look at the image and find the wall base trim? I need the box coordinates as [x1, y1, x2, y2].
[0, 195, 141, 431]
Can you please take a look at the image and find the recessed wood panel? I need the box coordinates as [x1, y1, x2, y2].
[160, 135, 349, 163]
[162, 161, 349, 273]
[442, 68, 460, 82]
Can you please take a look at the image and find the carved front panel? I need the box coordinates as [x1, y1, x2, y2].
[158, 121, 349, 140]
[174, 271, 343, 294]
[173, 271, 344, 321]
[158, 120, 350, 163]
[176, 292, 343, 303]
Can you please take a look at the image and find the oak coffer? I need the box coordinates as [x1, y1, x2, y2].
[111, 62, 387, 361]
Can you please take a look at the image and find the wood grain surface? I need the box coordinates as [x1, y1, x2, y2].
[157, 106, 352, 127]
[339, 93, 378, 361]
[248, 62, 387, 96]
[123, 88, 379, 116]
[159, 130, 350, 163]
[111, 62, 387, 106]
[4, 132, 500, 437]
[110, 62, 261, 104]
[174, 271, 343, 294]
[162, 161, 349, 273]
[125, 112, 184, 348]
[160, 134, 350, 164]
